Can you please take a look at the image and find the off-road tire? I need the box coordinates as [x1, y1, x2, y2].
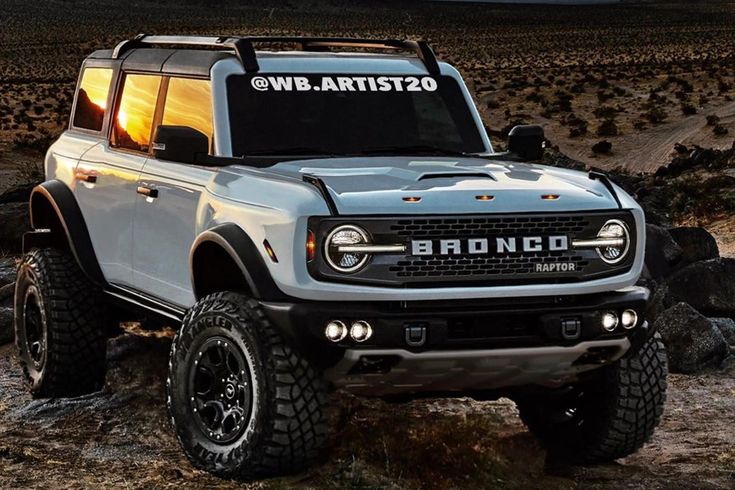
[515, 331, 668, 464]
[167, 292, 328, 480]
[14, 248, 107, 397]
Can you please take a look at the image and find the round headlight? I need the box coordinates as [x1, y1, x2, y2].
[325, 225, 370, 273]
[596, 219, 630, 264]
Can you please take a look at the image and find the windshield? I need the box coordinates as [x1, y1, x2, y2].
[227, 74, 487, 157]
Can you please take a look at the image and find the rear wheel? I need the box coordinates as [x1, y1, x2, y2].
[515, 332, 668, 464]
[167, 292, 328, 480]
[14, 248, 107, 397]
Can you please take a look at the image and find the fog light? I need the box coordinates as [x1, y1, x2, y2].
[601, 312, 619, 332]
[350, 321, 373, 342]
[621, 309, 638, 329]
[325, 321, 347, 342]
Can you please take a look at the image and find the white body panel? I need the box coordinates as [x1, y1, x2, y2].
[71, 141, 145, 287]
[47, 50, 646, 308]
[133, 159, 213, 306]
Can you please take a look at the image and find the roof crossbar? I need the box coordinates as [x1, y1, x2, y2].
[111, 35, 440, 74]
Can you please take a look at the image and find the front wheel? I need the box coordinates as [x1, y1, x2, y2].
[515, 331, 668, 464]
[167, 292, 328, 480]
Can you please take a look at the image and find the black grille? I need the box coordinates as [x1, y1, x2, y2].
[308, 211, 637, 287]
[389, 215, 590, 237]
[390, 253, 589, 278]
[386, 216, 592, 278]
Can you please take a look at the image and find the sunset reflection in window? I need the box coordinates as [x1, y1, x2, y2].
[73, 67, 112, 131]
[162, 78, 213, 151]
[113, 74, 161, 152]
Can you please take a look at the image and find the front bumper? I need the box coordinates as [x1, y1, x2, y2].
[261, 286, 649, 395]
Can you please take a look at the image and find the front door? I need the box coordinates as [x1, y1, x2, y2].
[132, 76, 215, 307]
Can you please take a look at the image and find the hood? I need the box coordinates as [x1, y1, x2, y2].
[264, 156, 622, 215]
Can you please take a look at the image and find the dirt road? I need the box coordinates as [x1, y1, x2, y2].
[0, 331, 732, 489]
[549, 101, 735, 173]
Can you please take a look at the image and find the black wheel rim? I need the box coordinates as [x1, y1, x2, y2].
[23, 288, 45, 368]
[188, 336, 253, 444]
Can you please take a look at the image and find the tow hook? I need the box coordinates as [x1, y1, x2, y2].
[405, 324, 427, 347]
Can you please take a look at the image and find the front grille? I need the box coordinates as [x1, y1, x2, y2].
[390, 253, 589, 278]
[387, 215, 592, 278]
[308, 211, 637, 287]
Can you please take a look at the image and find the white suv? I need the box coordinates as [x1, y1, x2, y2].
[14, 35, 667, 480]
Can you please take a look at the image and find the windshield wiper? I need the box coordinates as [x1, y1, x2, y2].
[355, 145, 476, 157]
[243, 147, 341, 157]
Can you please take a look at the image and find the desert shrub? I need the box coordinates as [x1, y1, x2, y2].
[593, 106, 618, 119]
[596, 90, 615, 103]
[643, 106, 667, 124]
[592, 140, 613, 154]
[569, 121, 588, 137]
[706, 114, 721, 126]
[596, 119, 619, 136]
[681, 103, 697, 115]
[713, 125, 729, 136]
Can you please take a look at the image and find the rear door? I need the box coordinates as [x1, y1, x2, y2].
[73, 69, 162, 287]
[132, 76, 215, 306]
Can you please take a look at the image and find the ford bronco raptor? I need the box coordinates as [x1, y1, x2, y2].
[15, 35, 667, 479]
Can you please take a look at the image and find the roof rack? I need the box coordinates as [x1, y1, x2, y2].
[111, 34, 440, 75]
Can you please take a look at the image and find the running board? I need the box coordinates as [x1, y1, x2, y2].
[105, 284, 187, 323]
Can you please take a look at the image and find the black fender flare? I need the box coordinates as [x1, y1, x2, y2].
[189, 223, 287, 301]
[26, 180, 106, 286]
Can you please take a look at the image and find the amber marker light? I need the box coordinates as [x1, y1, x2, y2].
[541, 194, 560, 200]
[263, 240, 278, 263]
[475, 195, 495, 201]
[306, 230, 316, 262]
[403, 196, 422, 203]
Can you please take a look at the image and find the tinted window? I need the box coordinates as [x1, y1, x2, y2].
[227, 74, 485, 157]
[162, 77, 213, 152]
[73, 68, 113, 131]
[113, 74, 161, 152]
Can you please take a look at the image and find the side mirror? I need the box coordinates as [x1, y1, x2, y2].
[507, 125, 545, 161]
[152, 125, 208, 164]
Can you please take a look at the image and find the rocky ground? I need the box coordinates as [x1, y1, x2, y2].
[1, 143, 735, 487]
[0, 333, 732, 489]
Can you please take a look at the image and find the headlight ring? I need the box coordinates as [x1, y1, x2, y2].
[324, 224, 371, 273]
[596, 219, 630, 264]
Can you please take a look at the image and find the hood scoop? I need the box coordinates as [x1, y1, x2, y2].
[418, 172, 496, 181]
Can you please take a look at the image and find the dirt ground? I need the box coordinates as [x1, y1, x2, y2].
[0, 331, 732, 489]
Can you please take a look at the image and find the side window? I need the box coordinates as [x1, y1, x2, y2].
[72, 67, 113, 132]
[112, 74, 161, 152]
[161, 77, 213, 152]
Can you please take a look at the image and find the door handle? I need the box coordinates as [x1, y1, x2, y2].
[136, 186, 158, 199]
[74, 172, 97, 183]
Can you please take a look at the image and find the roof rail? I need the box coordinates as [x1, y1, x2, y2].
[111, 35, 440, 75]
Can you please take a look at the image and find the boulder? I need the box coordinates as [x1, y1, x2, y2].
[0, 203, 29, 253]
[710, 317, 735, 345]
[654, 302, 729, 373]
[0, 256, 16, 286]
[645, 280, 675, 324]
[644, 224, 683, 279]
[0, 183, 36, 205]
[0, 305, 13, 345]
[668, 226, 719, 264]
[667, 258, 735, 315]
